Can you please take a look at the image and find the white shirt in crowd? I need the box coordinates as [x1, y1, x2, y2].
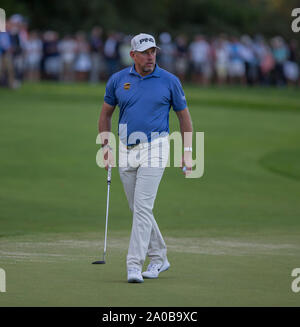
[189, 39, 211, 63]
[58, 38, 77, 64]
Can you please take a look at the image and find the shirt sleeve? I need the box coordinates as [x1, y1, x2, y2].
[170, 77, 187, 111]
[104, 75, 118, 106]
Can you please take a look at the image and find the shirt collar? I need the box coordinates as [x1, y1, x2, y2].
[129, 64, 161, 78]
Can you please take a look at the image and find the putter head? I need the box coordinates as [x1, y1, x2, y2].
[92, 260, 106, 264]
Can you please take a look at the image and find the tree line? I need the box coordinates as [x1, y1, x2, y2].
[2, 0, 299, 38]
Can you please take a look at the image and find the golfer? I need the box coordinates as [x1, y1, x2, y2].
[98, 33, 193, 283]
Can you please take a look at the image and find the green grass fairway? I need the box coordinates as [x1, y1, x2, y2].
[0, 83, 300, 306]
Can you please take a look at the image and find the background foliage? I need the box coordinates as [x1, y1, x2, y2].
[2, 0, 299, 38]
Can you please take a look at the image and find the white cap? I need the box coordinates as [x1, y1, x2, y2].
[131, 33, 160, 52]
[10, 14, 24, 24]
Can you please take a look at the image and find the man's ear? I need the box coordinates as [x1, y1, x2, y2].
[130, 51, 135, 59]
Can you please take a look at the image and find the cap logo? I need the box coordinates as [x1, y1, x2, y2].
[139, 37, 154, 45]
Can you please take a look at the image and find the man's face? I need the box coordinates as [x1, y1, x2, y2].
[130, 47, 156, 75]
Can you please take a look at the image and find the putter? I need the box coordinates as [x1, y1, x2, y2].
[92, 165, 112, 264]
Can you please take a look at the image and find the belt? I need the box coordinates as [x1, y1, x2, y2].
[125, 136, 168, 150]
[126, 144, 138, 150]
[126, 142, 148, 150]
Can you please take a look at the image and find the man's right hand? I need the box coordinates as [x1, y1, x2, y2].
[98, 101, 116, 170]
[103, 146, 115, 170]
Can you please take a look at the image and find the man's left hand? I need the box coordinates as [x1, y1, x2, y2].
[182, 151, 193, 176]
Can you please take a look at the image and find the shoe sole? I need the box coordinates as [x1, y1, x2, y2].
[128, 278, 144, 283]
[142, 263, 170, 279]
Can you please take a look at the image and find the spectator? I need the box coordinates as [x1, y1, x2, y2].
[9, 14, 25, 86]
[58, 34, 76, 82]
[174, 34, 189, 82]
[24, 31, 42, 82]
[104, 32, 120, 77]
[228, 36, 245, 85]
[283, 39, 299, 86]
[253, 35, 274, 85]
[42, 31, 61, 80]
[119, 35, 132, 69]
[240, 35, 257, 85]
[213, 35, 230, 85]
[158, 32, 176, 73]
[0, 22, 15, 88]
[189, 34, 212, 85]
[271, 36, 289, 86]
[89, 26, 104, 83]
[74, 32, 91, 82]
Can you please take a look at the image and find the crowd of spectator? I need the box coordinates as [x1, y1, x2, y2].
[1, 14, 299, 89]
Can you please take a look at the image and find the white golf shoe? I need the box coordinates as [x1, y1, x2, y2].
[127, 268, 144, 283]
[142, 259, 170, 279]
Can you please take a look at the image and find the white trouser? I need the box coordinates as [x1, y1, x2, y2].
[119, 136, 169, 270]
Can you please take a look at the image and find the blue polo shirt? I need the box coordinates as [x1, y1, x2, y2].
[104, 64, 187, 145]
